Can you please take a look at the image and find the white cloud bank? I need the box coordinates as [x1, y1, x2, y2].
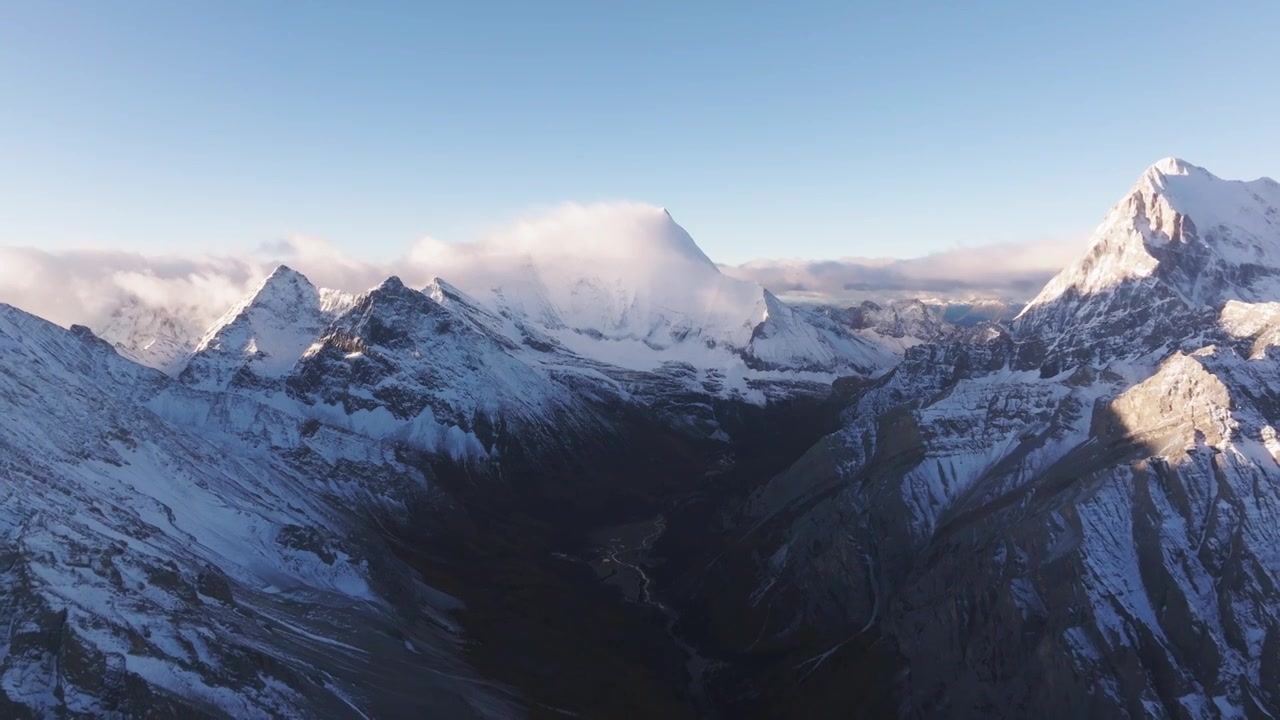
[720, 238, 1088, 305]
[0, 237, 423, 335]
[0, 203, 1085, 342]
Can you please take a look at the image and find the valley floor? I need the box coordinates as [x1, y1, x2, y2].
[383, 396, 900, 719]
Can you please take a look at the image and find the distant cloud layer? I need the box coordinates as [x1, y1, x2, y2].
[720, 238, 1088, 305]
[0, 203, 689, 335]
[0, 203, 1087, 342]
[0, 236, 418, 336]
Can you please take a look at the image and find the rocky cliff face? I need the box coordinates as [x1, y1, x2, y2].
[715, 159, 1280, 718]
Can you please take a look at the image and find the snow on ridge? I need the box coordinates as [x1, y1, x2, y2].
[179, 265, 356, 388]
[404, 203, 892, 375]
[417, 202, 769, 350]
[1144, 156, 1206, 178]
[1019, 158, 1280, 320]
[494, 202, 719, 269]
[95, 298, 198, 373]
[100, 204, 902, 393]
[0, 300, 513, 718]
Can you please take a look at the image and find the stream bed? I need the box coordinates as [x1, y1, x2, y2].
[574, 514, 715, 712]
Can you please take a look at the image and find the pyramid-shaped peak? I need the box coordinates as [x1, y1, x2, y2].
[238, 265, 319, 313]
[1144, 157, 1210, 179]
[261, 264, 313, 286]
[427, 276, 459, 293]
[498, 202, 718, 270]
[373, 275, 408, 293]
[425, 276, 470, 301]
[1017, 158, 1280, 343]
[361, 275, 435, 310]
[187, 264, 320, 354]
[249, 265, 316, 301]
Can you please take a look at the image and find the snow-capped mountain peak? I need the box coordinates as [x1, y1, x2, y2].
[374, 274, 407, 291]
[1026, 159, 1280, 311]
[407, 202, 893, 378]
[179, 264, 356, 389]
[729, 158, 1280, 719]
[466, 203, 761, 349]
[1015, 160, 1280, 363]
[95, 297, 200, 373]
[499, 202, 716, 268]
[424, 276, 480, 308]
[1143, 155, 1205, 179]
[192, 264, 318, 341]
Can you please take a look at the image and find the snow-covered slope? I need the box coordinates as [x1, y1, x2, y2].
[458, 205, 762, 348]
[95, 299, 200, 373]
[723, 159, 1280, 718]
[285, 275, 598, 459]
[1016, 158, 1280, 365]
[411, 204, 892, 379]
[179, 266, 356, 390]
[0, 304, 513, 718]
[1027, 158, 1280, 309]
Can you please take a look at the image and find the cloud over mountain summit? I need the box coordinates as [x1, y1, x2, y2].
[0, 202, 1082, 342]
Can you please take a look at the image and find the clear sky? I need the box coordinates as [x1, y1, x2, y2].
[0, 2, 1277, 264]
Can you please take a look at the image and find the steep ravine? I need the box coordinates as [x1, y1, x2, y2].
[381, 394, 873, 718]
[649, 404, 902, 720]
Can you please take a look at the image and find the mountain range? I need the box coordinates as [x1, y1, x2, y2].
[2, 158, 1279, 718]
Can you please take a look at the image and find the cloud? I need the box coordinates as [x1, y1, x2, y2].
[0, 204, 1087, 346]
[0, 247, 257, 332]
[720, 237, 1088, 304]
[0, 235, 425, 339]
[0, 204, 683, 337]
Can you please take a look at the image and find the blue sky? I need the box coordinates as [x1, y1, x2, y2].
[0, 2, 1276, 264]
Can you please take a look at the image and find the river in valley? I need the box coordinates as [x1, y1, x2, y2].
[554, 513, 716, 713]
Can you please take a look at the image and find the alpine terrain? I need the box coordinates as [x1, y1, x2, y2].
[0, 205, 894, 718]
[695, 158, 1280, 718]
[2, 160, 1280, 719]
